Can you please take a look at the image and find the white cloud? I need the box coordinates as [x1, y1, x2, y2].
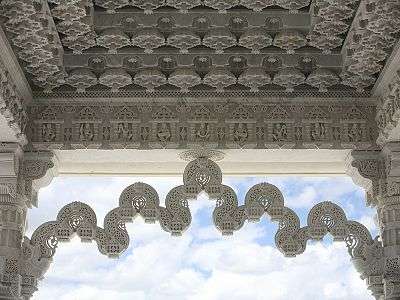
[286, 185, 318, 208]
[31, 177, 374, 300]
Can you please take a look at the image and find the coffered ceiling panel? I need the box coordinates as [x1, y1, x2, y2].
[0, 0, 399, 99]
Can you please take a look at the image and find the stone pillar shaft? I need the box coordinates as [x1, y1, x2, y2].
[0, 144, 54, 299]
[0, 144, 25, 300]
[348, 144, 400, 299]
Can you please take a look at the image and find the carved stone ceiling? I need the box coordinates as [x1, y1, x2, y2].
[1, 0, 399, 100]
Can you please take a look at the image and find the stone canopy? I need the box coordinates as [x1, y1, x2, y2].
[1, 0, 397, 98]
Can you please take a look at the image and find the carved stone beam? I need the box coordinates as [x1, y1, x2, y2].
[376, 69, 400, 146]
[27, 100, 378, 151]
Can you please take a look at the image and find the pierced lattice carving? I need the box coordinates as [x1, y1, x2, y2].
[25, 155, 384, 299]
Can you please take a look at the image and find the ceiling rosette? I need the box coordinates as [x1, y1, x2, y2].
[340, 72, 375, 93]
[203, 67, 237, 92]
[306, 68, 339, 92]
[166, 0, 202, 13]
[131, 28, 165, 53]
[62, 32, 97, 54]
[51, 3, 87, 21]
[95, 0, 130, 13]
[307, 33, 343, 54]
[203, 28, 237, 54]
[56, 19, 92, 36]
[67, 68, 98, 93]
[203, 0, 239, 13]
[134, 68, 167, 92]
[240, 0, 275, 12]
[238, 67, 271, 92]
[132, 0, 166, 14]
[167, 29, 202, 53]
[99, 68, 133, 92]
[273, 30, 307, 54]
[273, 67, 306, 92]
[239, 28, 273, 54]
[275, 0, 310, 12]
[168, 68, 202, 92]
[97, 28, 131, 54]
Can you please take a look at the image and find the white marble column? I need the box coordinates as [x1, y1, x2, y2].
[0, 143, 55, 299]
[348, 143, 400, 300]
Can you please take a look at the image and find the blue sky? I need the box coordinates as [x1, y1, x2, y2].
[28, 176, 376, 300]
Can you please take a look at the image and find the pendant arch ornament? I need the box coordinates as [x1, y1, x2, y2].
[22, 157, 384, 299]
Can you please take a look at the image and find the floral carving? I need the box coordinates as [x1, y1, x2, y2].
[240, 0, 275, 11]
[66, 68, 98, 93]
[273, 30, 307, 54]
[306, 68, 339, 92]
[167, 29, 201, 53]
[273, 67, 306, 92]
[132, 0, 165, 14]
[203, 0, 239, 13]
[99, 68, 132, 92]
[203, 28, 237, 53]
[97, 28, 131, 54]
[62, 32, 97, 54]
[239, 28, 273, 53]
[166, 0, 202, 13]
[168, 68, 202, 92]
[238, 67, 271, 92]
[131, 28, 165, 53]
[275, 0, 310, 12]
[203, 67, 237, 92]
[134, 68, 167, 92]
[95, 0, 130, 13]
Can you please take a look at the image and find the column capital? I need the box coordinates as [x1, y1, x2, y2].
[346, 149, 385, 207]
[19, 151, 57, 208]
[0, 147, 57, 208]
[347, 143, 400, 299]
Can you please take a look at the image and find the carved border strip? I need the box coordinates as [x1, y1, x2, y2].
[0, 59, 28, 145]
[27, 100, 377, 150]
[376, 70, 400, 145]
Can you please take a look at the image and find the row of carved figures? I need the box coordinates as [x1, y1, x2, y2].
[33, 121, 369, 147]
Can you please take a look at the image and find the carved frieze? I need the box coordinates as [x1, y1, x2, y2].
[0, 60, 28, 145]
[26, 100, 377, 150]
[376, 71, 400, 146]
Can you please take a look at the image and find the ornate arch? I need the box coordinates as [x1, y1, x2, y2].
[21, 156, 384, 299]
